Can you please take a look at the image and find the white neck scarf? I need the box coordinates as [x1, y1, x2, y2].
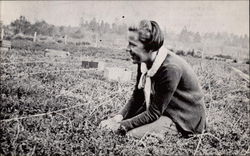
[138, 47, 168, 110]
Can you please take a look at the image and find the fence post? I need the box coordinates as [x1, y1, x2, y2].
[237, 51, 240, 62]
[201, 49, 204, 59]
[95, 33, 98, 47]
[1, 28, 4, 40]
[33, 32, 37, 42]
[64, 35, 67, 44]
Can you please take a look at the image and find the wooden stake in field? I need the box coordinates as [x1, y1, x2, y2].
[95, 33, 98, 47]
[33, 32, 37, 42]
[1, 28, 4, 40]
[237, 51, 240, 63]
[64, 35, 67, 44]
[201, 49, 204, 59]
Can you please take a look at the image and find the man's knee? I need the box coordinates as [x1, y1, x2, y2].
[126, 116, 178, 138]
[127, 128, 145, 139]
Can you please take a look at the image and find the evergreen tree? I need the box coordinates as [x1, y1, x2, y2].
[193, 32, 201, 43]
[10, 16, 31, 35]
[179, 26, 191, 42]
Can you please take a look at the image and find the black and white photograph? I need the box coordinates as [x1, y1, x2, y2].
[0, 1, 249, 155]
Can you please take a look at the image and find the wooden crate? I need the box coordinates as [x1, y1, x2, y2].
[44, 49, 70, 57]
[0, 40, 11, 49]
[89, 61, 98, 68]
[82, 61, 90, 68]
[104, 67, 132, 82]
[0, 47, 9, 51]
[81, 61, 99, 69]
[98, 61, 106, 71]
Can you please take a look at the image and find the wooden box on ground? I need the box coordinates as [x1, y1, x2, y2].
[89, 61, 98, 68]
[81, 61, 99, 69]
[98, 61, 106, 71]
[0, 40, 11, 50]
[82, 61, 90, 68]
[0, 47, 9, 51]
[44, 49, 70, 57]
[104, 67, 132, 82]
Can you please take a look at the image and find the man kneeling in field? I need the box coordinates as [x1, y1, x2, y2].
[99, 20, 207, 138]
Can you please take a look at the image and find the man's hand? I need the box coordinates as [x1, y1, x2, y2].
[99, 118, 112, 129]
[99, 115, 123, 132]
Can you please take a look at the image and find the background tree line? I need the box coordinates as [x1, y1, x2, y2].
[2, 16, 127, 38]
[1, 15, 249, 50]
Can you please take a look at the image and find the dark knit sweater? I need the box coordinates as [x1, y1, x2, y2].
[119, 51, 206, 135]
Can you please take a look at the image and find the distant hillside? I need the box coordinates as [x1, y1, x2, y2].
[1, 16, 249, 60]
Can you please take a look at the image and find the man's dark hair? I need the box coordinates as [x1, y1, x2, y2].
[128, 20, 164, 52]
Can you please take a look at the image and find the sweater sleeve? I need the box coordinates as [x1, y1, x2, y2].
[118, 64, 145, 119]
[120, 64, 183, 131]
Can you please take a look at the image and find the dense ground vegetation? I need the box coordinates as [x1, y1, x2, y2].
[0, 46, 249, 155]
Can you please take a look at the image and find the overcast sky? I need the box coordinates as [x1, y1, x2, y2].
[1, 1, 249, 36]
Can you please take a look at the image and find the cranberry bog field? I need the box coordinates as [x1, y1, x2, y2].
[0, 46, 249, 156]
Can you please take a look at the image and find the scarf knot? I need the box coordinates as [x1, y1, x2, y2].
[138, 47, 168, 110]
